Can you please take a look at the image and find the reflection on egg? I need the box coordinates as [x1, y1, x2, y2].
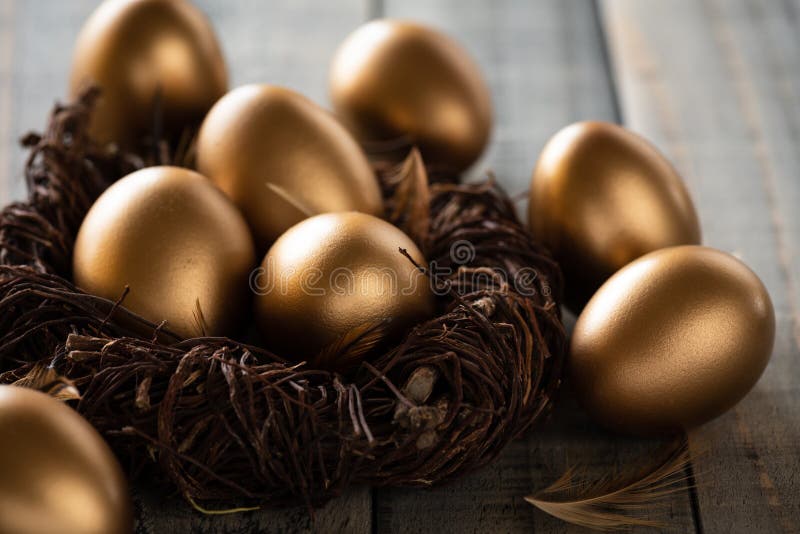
[73, 166, 255, 338]
[330, 19, 492, 173]
[254, 212, 434, 368]
[196, 84, 384, 252]
[529, 121, 701, 310]
[69, 0, 227, 145]
[570, 246, 775, 436]
[0, 386, 131, 534]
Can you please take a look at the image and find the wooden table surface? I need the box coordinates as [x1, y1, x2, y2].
[1, 1, 799, 532]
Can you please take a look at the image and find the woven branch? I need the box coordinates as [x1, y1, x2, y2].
[0, 90, 566, 510]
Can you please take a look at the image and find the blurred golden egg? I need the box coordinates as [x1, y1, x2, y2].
[570, 246, 775, 436]
[196, 84, 384, 252]
[254, 212, 434, 367]
[73, 166, 255, 338]
[69, 0, 227, 145]
[529, 121, 701, 310]
[0, 386, 131, 534]
[330, 19, 492, 173]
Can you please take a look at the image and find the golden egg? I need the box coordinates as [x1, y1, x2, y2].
[196, 84, 384, 252]
[0, 386, 131, 534]
[570, 246, 775, 436]
[69, 0, 227, 145]
[253, 212, 434, 367]
[73, 166, 256, 338]
[529, 121, 701, 311]
[329, 19, 492, 173]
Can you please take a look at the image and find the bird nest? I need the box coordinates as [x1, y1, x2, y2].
[0, 90, 566, 510]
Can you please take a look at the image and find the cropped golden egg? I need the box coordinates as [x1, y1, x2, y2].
[570, 246, 775, 436]
[529, 121, 701, 310]
[329, 19, 492, 173]
[196, 84, 384, 252]
[69, 0, 227, 145]
[0, 386, 131, 534]
[253, 212, 434, 367]
[73, 166, 255, 338]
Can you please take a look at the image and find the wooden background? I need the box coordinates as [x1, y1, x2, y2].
[1, 0, 799, 532]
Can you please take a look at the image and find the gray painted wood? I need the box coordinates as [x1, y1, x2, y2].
[0, 0, 96, 203]
[603, 0, 800, 532]
[0, 0, 14, 203]
[133, 481, 371, 534]
[374, 1, 696, 532]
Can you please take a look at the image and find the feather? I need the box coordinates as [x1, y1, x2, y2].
[314, 319, 390, 370]
[192, 298, 209, 337]
[526, 437, 693, 531]
[387, 148, 431, 247]
[264, 181, 316, 219]
[13, 364, 81, 401]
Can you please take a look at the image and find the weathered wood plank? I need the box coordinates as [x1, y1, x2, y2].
[197, 0, 372, 105]
[1, 0, 99, 203]
[603, 0, 800, 532]
[375, 1, 696, 532]
[133, 481, 371, 534]
[0, 1, 374, 532]
[0, 0, 14, 204]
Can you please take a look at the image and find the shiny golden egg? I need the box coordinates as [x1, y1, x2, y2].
[196, 84, 384, 252]
[0, 386, 131, 534]
[570, 245, 775, 436]
[73, 166, 256, 338]
[253, 211, 434, 367]
[529, 121, 701, 310]
[69, 0, 227, 145]
[329, 19, 492, 173]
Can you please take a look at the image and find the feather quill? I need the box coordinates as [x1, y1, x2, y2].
[526, 437, 693, 531]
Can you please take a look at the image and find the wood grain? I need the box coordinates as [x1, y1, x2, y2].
[0, 0, 14, 205]
[603, 0, 800, 532]
[133, 480, 371, 534]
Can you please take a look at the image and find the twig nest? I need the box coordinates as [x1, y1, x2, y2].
[0, 91, 565, 509]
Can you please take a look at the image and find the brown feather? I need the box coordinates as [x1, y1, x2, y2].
[264, 182, 316, 219]
[13, 364, 81, 401]
[192, 298, 209, 338]
[314, 319, 390, 370]
[526, 437, 693, 531]
[386, 148, 431, 247]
